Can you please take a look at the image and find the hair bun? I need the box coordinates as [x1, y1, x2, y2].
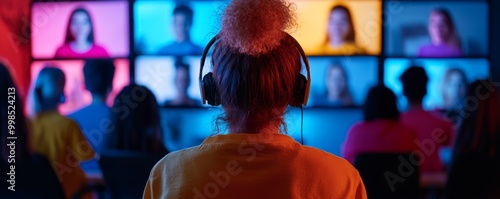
[220, 0, 296, 55]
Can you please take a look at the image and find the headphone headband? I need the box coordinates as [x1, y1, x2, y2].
[199, 33, 311, 106]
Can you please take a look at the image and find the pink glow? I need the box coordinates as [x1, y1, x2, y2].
[30, 59, 130, 115]
[31, 1, 129, 58]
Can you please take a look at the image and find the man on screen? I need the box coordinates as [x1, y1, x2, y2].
[158, 4, 204, 55]
[163, 57, 200, 106]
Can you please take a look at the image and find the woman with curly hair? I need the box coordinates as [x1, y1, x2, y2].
[143, 0, 366, 198]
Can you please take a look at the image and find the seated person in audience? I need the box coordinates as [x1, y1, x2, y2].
[446, 80, 500, 199]
[417, 8, 463, 57]
[144, 0, 367, 198]
[69, 59, 115, 153]
[29, 66, 95, 199]
[163, 57, 200, 106]
[0, 62, 30, 185]
[314, 63, 354, 106]
[342, 85, 418, 163]
[104, 84, 167, 154]
[157, 4, 203, 55]
[318, 5, 366, 55]
[400, 66, 454, 172]
[1, 62, 30, 162]
[68, 59, 115, 174]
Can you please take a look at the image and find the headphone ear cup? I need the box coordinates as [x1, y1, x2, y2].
[202, 72, 221, 106]
[290, 75, 307, 107]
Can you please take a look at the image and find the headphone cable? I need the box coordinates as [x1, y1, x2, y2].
[300, 106, 304, 145]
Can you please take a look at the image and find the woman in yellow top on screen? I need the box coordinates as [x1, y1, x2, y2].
[320, 5, 366, 55]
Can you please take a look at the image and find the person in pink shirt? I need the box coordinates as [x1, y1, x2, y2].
[343, 85, 419, 163]
[400, 66, 454, 172]
[54, 7, 109, 58]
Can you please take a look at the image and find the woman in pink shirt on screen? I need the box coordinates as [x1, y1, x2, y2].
[54, 8, 109, 58]
[343, 85, 419, 163]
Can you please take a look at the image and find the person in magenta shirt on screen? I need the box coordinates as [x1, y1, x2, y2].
[400, 66, 454, 172]
[54, 7, 109, 58]
[417, 8, 463, 57]
[342, 85, 418, 163]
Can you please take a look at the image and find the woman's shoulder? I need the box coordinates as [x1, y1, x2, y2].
[32, 112, 81, 134]
[54, 44, 72, 57]
[151, 146, 201, 168]
[300, 146, 353, 167]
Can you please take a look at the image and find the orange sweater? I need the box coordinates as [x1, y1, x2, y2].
[30, 111, 95, 199]
[144, 133, 366, 199]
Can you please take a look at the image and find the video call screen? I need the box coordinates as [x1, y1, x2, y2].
[134, 0, 226, 55]
[30, 59, 130, 115]
[27, 0, 493, 111]
[384, 58, 489, 111]
[308, 57, 378, 107]
[290, 0, 382, 56]
[384, 1, 489, 57]
[134, 56, 204, 107]
[31, 1, 130, 59]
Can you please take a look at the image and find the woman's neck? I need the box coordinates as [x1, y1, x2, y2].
[70, 39, 92, 52]
[228, 123, 280, 134]
[329, 37, 345, 47]
[327, 93, 341, 101]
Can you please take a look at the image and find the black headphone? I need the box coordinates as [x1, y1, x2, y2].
[198, 33, 311, 107]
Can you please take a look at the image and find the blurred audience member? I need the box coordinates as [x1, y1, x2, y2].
[104, 84, 167, 154]
[29, 66, 94, 199]
[1, 62, 31, 163]
[446, 80, 500, 199]
[69, 59, 115, 153]
[68, 59, 115, 176]
[400, 66, 454, 172]
[1, 61, 66, 199]
[343, 85, 418, 163]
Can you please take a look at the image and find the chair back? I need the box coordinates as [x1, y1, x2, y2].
[99, 150, 166, 199]
[354, 153, 420, 199]
[1, 153, 65, 199]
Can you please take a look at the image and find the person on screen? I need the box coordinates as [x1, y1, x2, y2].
[29, 66, 95, 199]
[446, 80, 500, 199]
[319, 5, 366, 55]
[314, 63, 353, 106]
[157, 5, 204, 55]
[399, 66, 454, 173]
[343, 85, 418, 163]
[163, 58, 200, 106]
[104, 84, 167, 154]
[417, 8, 463, 57]
[54, 7, 109, 58]
[144, 0, 367, 198]
[441, 68, 468, 110]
